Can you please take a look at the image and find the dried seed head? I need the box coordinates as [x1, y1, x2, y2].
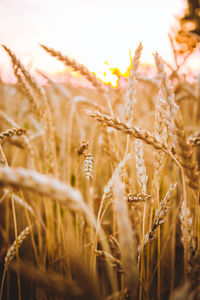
[77, 140, 90, 156]
[135, 139, 148, 194]
[0, 128, 27, 144]
[5, 226, 30, 271]
[127, 192, 151, 203]
[125, 43, 143, 124]
[138, 184, 176, 252]
[84, 153, 94, 180]
[188, 136, 200, 146]
[40, 44, 106, 93]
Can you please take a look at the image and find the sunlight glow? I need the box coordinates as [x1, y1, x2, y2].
[1, 0, 197, 85]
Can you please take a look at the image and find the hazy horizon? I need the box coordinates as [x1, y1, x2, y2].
[0, 0, 199, 84]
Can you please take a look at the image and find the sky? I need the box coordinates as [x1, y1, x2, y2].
[0, 0, 198, 84]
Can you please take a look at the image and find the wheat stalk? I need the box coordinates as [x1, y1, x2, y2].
[37, 70, 71, 100]
[101, 127, 120, 166]
[126, 193, 151, 203]
[4, 226, 30, 271]
[2, 45, 47, 104]
[0, 226, 31, 300]
[95, 250, 122, 268]
[0, 128, 27, 144]
[188, 136, 200, 146]
[0, 166, 83, 210]
[0, 110, 35, 156]
[0, 166, 115, 275]
[154, 52, 178, 152]
[40, 44, 106, 93]
[138, 184, 177, 252]
[17, 73, 41, 119]
[74, 96, 108, 114]
[86, 109, 172, 154]
[154, 52, 178, 118]
[125, 42, 143, 123]
[112, 174, 138, 298]
[84, 153, 94, 180]
[93, 154, 131, 260]
[0, 145, 8, 167]
[77, 140, 91, 156]
[135, 139, 148, 194]
[174, 111, 200, 190]
[2, 45, 58, 176]
[153, 95, 168, 189]
[9, 261, 83, 299]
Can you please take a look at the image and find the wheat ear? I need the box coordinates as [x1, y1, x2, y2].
[135, 139, 148, 194]
[188, 136, 200, 146]
[0, 226, 30, 300]
[125, 42, 143, 123]
[127, 192, 151, 203]
[0, 128, 27, 144]
[174, 111, 199, 190]
[101, 127, 120, 166]
[0, 110, 35, 156]
[4, 226, 30, 271]
[37, 70, 71, 100]
[40, 44, 106, 93]
[2, 45, 57, 176]
[84, 153, 94, 180]
[0, 167, 83, 210]
[139, 184, 177, 252]
[86, 110, 171, 154]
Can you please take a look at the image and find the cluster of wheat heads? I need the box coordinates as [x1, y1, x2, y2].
[0, 41, 199, 300]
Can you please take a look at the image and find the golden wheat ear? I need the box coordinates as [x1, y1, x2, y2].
[0, 226, 31, 300]
[39, 43, 106, 92]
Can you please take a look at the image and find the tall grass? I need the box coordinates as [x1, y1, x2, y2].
[0, 40, 199, 300]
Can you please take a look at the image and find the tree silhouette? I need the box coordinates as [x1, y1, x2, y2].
[175, 0, 200, 54]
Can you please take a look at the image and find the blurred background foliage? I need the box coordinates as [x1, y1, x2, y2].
[176, 0, 200, 54]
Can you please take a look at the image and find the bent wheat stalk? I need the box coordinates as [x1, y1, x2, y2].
[0, 167, 84, 211]
[0, 167, 117, 291]
[113, 174, 138, 298]
[40, 44, 106, 93]
[86, 110, 181, 166]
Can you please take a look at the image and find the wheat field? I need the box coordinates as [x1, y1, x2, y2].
[0, 41, 199, 300]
